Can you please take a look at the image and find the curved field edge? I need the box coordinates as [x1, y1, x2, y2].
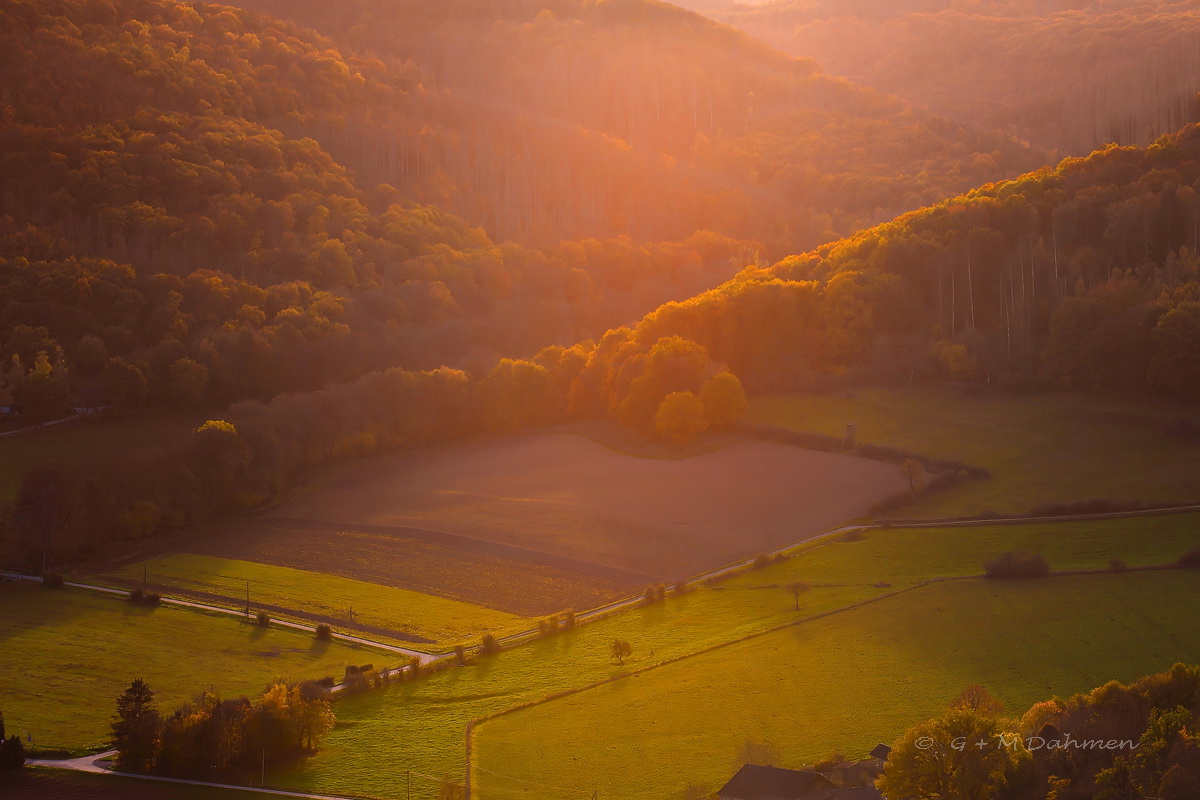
[748, 387, 1200, 518]
[257, 431, 909, 580]
[471, 570, 1200, 800]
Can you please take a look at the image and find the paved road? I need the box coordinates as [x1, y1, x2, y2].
[3, 572, 438, 664]
[27, 749, 363, 799]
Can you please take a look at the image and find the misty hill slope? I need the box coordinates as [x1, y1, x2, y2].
[0, 0, 1048, 415]
[580, 124, 1200, 401]
[706, 0, 1200, 155]
[229, 0, 1045, 248]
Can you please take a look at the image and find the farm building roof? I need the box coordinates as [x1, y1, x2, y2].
[868, 743, 892, 760]
[717, 764, 838, 800]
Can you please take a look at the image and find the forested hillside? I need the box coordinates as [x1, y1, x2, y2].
[0, 0, 763, 413]
[0, 0, 1046, 418]
[581, 124, 1200, 402]
[708, 0, 1200, 155]
[229, 0, 1043, 246]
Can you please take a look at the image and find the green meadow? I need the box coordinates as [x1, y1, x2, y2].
[99, 554, 525, 647]
[269, 513, 1200, 799]
[472, 571, 1200, 800]
[0, 583, 380, 753]
[748, 387, 1200, 517]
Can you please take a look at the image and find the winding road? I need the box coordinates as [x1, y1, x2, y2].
[17, 500, 1200, 797]
[26, 750, 364, 799]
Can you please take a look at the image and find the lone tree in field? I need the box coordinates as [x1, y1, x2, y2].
[901, 458, 925, 493]
[734, 736, 780, 768]
[111, 679, 160, 772]
[788, 581, 808, 611]
[655, 391, 708, 446]
[611, 638, 632, 665]
[951, 685, 1004, 717]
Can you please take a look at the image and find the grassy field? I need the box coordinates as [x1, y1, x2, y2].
[267, 512, 1200, 799]
[121, 517, 640, 618]
[472, 571, 1200, 800]
[97, 554, 525, 646]
[749, 387, 1200, 517]
[115, 430, 906, 623]
[274, 432, 907, 578]
[0, 583, 382, 752]
[774, 512, 1200, 589]
[0, 412, 208, 502]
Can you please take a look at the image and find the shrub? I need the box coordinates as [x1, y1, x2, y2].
[1109, 559, 1129, 572]
[562, 610, 576, 629]
[752, 553, 771, 570]
[255, 610, 270, 627]
[537, 614, 560, 636]
[643, 586, 657, 605]
[316, 676, 335, 688]
[454, 644, 467, 665]
[144, 592, 161, 606]
[342, 664, 377, 692]
[41, 572, 64, 588]
[314, 624, 332, 641]
[655, 584, 666, 602]
[984, 551, 1050, 579]
[674, 580, 690, 595]
[127, 588, 144, 603]
[1179, 546, 1200, 568]
[1028, 498, 1141, 516]
[480, 633, 500, 656]
[0, 733, 25, 771]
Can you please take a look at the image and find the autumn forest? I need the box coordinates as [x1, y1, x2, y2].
[3, 1, 1200, 799]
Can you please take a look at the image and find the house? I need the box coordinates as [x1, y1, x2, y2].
[826, 759, 881, 790]
[718, 750, 891, 800]
[718, 765, 837, 800]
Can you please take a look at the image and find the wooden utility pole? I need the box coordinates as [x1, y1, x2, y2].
[245, 580, 250, 620]
[966, 233, 977, 331]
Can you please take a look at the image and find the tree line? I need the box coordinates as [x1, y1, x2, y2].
[879, 663, 1200, 799]
[607, 123, 1200, 402]
[0, 326, 750, 568]
[110, 678, 333, 779]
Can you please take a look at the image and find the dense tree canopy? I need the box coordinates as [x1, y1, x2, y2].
[881, 663, 1200, 800]
[710, 0, 1200, 156]
[598, 124, 1200, 400]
